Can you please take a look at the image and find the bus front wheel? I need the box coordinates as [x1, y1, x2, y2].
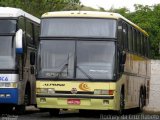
[3, 106, 13, 114]
[15, 105, 25, 115]
[138, 90, 145, 112]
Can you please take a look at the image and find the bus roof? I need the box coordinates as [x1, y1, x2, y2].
[0, 7, 40, 23]
[42, 11, 148, 36]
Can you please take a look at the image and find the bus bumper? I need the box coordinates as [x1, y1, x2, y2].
[0, 88, 18, 104]
[36, 97, 117, 110]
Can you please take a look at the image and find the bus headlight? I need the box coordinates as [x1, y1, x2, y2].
[48, 88, 55, 94]
[0, 83, 17, 88]
[94, 89, 101, 95]
[5, 83, 12, 87]
[0, 94, 5, 98]
[37, 88, 55, 94]
[0, 83, 5, 87]
[40, 88, 48, 94]
[12, 83, 17, 88]
[6, 94, 11, 98]
[94, 89, 114, 95]
[37, 88, 48, 94]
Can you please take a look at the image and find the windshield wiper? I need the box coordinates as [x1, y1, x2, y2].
[55, 63, 68, 79]
[76, 65, 93, 80]
[55, 55, 69, 79]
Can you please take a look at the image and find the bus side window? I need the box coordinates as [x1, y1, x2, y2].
[132, 28, 135, 53]
[144, 36, 148, 57]
[18, 17, 26, 41]
[34, 24, 40, 47]
[18, 17, 25, 31]
[122, 23, 128, 50]
[146, 37, 149, 57]
[141, 34, 145, 56]
[18, 17, 26, 52]
[128, 26, 133, 52]
[118, 20, 123, 48]
[26, 20, 34, 46]
[137, 31, 141, 55]
[147, 37, 150, 58]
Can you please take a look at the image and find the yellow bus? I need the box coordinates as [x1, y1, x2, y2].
[36, 11, 150, 116]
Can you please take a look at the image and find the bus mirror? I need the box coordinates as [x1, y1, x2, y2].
[15, 29, 23, 54]
[30, 66, 35, 74]
[30, 52, 35, 65]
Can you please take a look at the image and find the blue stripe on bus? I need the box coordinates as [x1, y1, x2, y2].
[16, 48, 23, 54]
[0, 88, 18, 104]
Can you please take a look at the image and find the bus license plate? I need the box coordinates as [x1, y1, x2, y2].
[67, 99, 80, 105]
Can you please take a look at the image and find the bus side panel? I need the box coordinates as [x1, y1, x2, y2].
[0, 88, 18, 104]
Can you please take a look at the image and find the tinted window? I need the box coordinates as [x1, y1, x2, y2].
[0, 36, 15, 69]
[34, 25, 40, 47]
[118, 21, 123, 48]
[141, 34, 144, 56]
[76, 41, 115, 79]
[137, 32, 141, 54]
[38, 40, 75, 78]
[18, 17, 25, 31]
[122, 23, 128, 49]
[0, 20, 16, 33]
[41, 18, 116, 38]
[128, 26, 133, 51]
[26, 20, 34, 45]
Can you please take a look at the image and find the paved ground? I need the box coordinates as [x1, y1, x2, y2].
[0, 106, 160, 120]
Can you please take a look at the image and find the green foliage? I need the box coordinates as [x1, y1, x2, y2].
[0, 1, 160, 59]
[0, 0, 80, 17]
[99, 4, 160, 59]
[79, 5, 98, 11]
[126, 4, 160, 59]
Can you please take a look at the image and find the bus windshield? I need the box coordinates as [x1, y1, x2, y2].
[38, 40, 115, 80]
[38, 40, 75, 78]
[76, 41, 115, 79]
[0, 20, 16, 33]
[0, 36, 15, 69]
[41, 18, 116, 38]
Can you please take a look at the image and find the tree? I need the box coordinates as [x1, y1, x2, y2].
[0, 0, 80, 17]
[107, 4, 160, 59]
[1, 1, 160, 59]
[129, 4, 160, 59]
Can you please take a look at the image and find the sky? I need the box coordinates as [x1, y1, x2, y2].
[80, 0, 160, 11]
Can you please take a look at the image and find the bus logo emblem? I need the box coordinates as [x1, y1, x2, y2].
[79, 83, 90, 91]
[0, 77, 8, 81]
[71, 88, 77, 94]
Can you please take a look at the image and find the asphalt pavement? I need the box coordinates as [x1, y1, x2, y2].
[0, 106, 160, 120]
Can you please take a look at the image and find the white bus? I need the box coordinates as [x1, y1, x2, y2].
[0, 7, 40, 114]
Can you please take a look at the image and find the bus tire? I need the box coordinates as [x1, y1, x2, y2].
[3, 106, 13, 114]
[118, 92, 125, 115]
[138, 90, 145, 112]
[24, 85, 31, 105]
[79, 110, 88, 115]
[15, 105, 25, 115]
[49, 109, 60, 117]
[143, 86, 147, 106]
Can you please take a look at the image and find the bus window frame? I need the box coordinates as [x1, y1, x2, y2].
[117, 19, 149, 60]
